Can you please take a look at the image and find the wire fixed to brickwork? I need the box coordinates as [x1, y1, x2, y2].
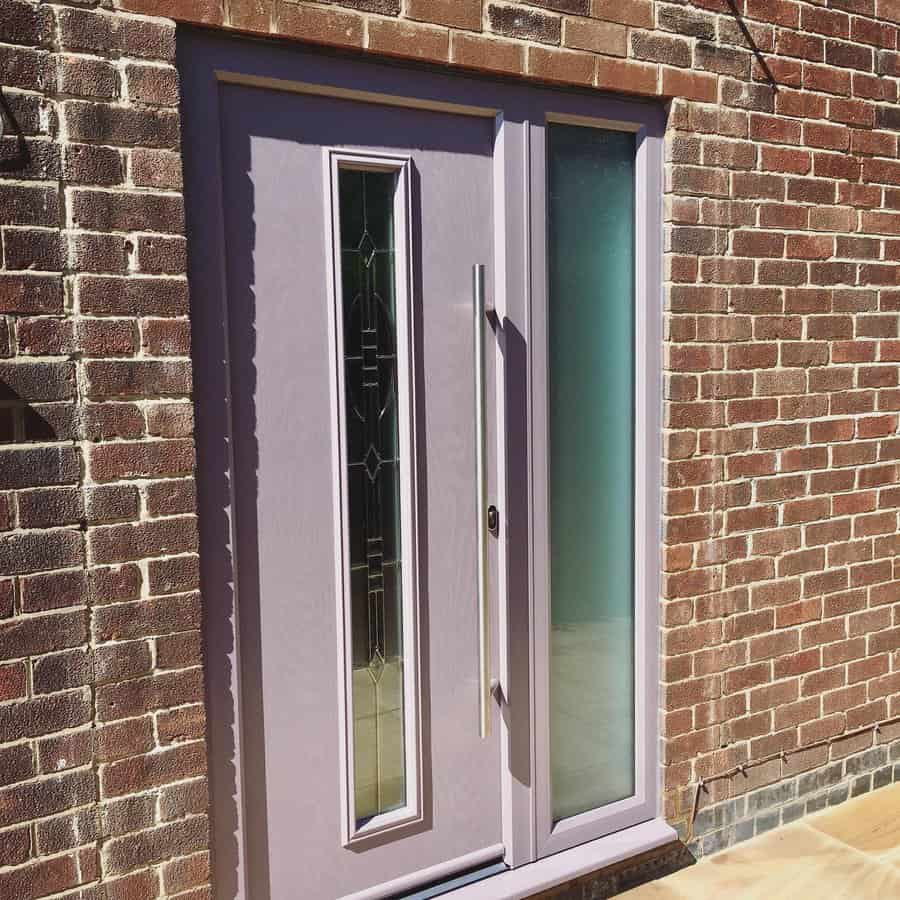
[687, 714, 900, 842]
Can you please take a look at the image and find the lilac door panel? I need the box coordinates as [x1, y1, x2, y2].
[192, 77, 501, 898]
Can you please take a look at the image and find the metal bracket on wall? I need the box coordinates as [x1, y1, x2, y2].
[0, 87, 30, 173]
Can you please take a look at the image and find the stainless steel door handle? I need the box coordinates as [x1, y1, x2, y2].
[473, 263, 491, 739]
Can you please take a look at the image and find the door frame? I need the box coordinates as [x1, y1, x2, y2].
[178, 29, 670, 900]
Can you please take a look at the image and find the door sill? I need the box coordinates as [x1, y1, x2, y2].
[443, 819, 678, 899]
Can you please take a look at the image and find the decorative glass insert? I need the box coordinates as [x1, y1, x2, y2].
[547, 125, 637, 822]
[339, 168, 407, 827]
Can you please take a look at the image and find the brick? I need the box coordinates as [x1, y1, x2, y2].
[64, 101, 179, 149]
[368, 18, 450, 61]
[58, 8, 175, 61]
[89, 439, 194, 482]
[96, 717, 155, 765]
[82, 402, 144, 441]
[63, 144, 124, 186]
[0, 447, 79, 490]
[71, 190, 184, 234]
[407, 0, 482, 29]
[101, 741, 206, 798]
[331, 0, 398, 10]
[58, 54, 119, 99]
[157, 631, 202, 669]
[563, 16, 626, 55]
[16, 317, 74, 355]
[18, 487, 83, 530]
[0, 0, 52, 45]
[590, 0, 652, 28]
[103, 816, 208, 877]
[0, 691, 91, 744]
[3, 228, 64, 272]
[125, 62, 179, 106]
[0, 849, 88, 899]
[158, 704, 205, 745]
[662, 68, 717, 102]
[141, 317, 190, 355]
[159, 777, 207, 821]
[596, 57, 658, 95]
[90, 516, 198, 565]
[36, 805, 98, 854]
[93, 591, 201, 642]
[163, 852, 210, 895]
[488, 3, 560, 43]
[450, 33, 525, 75]
[0, 360, 74, 401]
[528, 46, 595, 84]
[77, 318, 137, 356]
[0, 661, 27, 703]
[148, 555, 200, 596]
[69, 233, 129, 275]
[79, 274, 189, 318]
[136, 234, 186, 275]
[632, 32, 691, 68]
[0, 530, 84, 575]
[0, 274, 63, 314]
[85, 359, 191, 398]
[0, 825, 30, 868]
[147, 401, 194, 438]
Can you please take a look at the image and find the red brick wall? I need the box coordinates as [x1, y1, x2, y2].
[3, 0, 900, 896]
[1, 2, 207, 897]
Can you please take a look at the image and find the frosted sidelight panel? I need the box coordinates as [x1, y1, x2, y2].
[547, 125, 636, 822]
[339, 169, 406, 826]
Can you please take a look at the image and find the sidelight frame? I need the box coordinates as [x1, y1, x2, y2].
[324, 148, 424, 846]
[528, 104, 665, 858]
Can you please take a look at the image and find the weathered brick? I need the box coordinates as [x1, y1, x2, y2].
[101, 741, 205, 798]
[0, 273, 63, 314]
[488, 3, 561, 43]
[63, 144, 124, 186]
[89, 439, 194, 481]
[103, 816, 208, 877]
[0, 530, 84, 575]
[58, 7, 175, 60]
[70, 190, 184, 234]
[136, 235, 186, 274]
[78, 275, 189, 316]
[95, 639, 153, 685]
[93, 591, 201, 641]
[85, 360, 191, 399]
[58, 54, 119, 99]
[0, 691, 91, 744]
[157, 630, 202, 670]
[125, 62, 179, 106]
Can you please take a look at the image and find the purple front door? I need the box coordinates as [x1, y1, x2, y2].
[187, 48, 504, 900]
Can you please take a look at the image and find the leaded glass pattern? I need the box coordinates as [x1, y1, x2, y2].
[339, 168, 407, 826]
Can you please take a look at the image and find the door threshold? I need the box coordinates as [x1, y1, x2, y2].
[443, 819, 678, 899]
[400, 861, 509, 899]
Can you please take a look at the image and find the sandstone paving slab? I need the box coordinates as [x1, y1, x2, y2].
[621, 786, 900, 899]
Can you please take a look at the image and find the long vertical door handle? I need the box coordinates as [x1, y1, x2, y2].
[473, 263, 491, 739]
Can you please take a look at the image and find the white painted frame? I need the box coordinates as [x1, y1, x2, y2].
[323, 148, 423, 846]
[529, 110, 665, 858]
